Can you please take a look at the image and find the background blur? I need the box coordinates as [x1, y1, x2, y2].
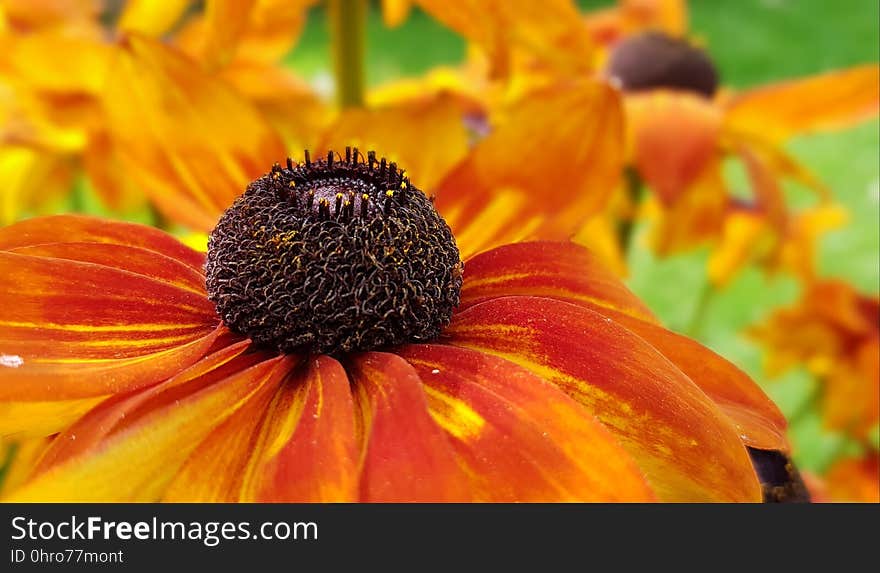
[283, 0, 880, 474]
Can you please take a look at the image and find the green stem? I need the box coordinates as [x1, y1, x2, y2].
[686, 281, 715, 339]
[616, 167, 644, 257]
[329, 0, 366, 109]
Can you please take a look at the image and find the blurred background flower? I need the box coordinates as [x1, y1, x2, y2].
[0, 0, 877, 501]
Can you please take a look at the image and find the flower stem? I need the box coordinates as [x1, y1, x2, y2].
[686, 280, 715, 339]
[329, 0, 366, 109]
[616, 167, 644, 257]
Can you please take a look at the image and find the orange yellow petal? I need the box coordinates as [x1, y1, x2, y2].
[447, 296, 761, 501]
[436, 80, 624, 258]
[399, 344, 656, 501]
[103, 34, 286, 231]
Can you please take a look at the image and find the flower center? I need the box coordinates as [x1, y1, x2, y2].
[605, 31, 719, 98]
[205, 149, 463, 355]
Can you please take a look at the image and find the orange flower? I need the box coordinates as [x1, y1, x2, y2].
[394, 1, 878, 283]
[822, 453, 880, 503]
[0, 147, 790, 502]
[607, 35, 877, 286]
[0, 1, 324, 223]
[102, 33, 629, 251]
[750, 280, 880, 439]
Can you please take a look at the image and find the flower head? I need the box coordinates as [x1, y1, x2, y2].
[0, 151, 791, 502]
[206, 150, 462, 354]
[750, 280, 879, 439]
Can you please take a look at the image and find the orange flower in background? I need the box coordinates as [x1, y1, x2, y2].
[606, 34, 878, 285]
[0, 0, 325, 224]
[104, 32, 631, 250]
[822, 453, 880, 503]
[750, 280, 880, 440]
[391, 0, 878, 284]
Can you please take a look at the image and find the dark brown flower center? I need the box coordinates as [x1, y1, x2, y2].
[205, 149, 463, 355]
[605, 31, 719, 98]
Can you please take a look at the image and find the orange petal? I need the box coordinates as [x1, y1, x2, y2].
[382, 0, 412, 27]
[0, 0, 100, 34]
[436, 80, 624, 258]
[591, 307, 788, 451]
[0, 396, 105, 439]
[460, 241, 657, 322]
[103, 34, 286, 231]
[8, 243, 206, 294]
[646, 158, 728, 255]
[254, 356, 359, 502]
[626, 91, 722, 205]
[0, 252, 216, 360]
[454, 240, 788, 451]
[192, 0, 257, 70]
[164, 355, 359, 502]
[0, 214, 207, 270]
[399, 344, 656, 501]
[0, 437, 52, 498]
[31, 340, 255, 472]
[0, 218, 220, 400]
[619, 0, 688, 37]
[0, 33, 111, 95]
[176, 0, 317, 68]
[823, 339, 880, 438]
[348, 352, 474, 502]
[217, 62, 329, 151]
[725, 65, 880, 142]
[81, 130, 150, 213]
[446, 297, 762, 501]
[5, 350, 287, 502]
[0, 148, 73, 226]
[415, 0, 593, 75]
[117, 0, 191, 37]
[316, 95, 470, 192]
[706, 208, 773, 287]
[824, 453, 880, 503]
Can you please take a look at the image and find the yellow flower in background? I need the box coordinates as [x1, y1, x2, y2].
[749, 280, 880, 440]
[379, 0, 878, 284]
[604, 34, 878, 286]
[0, 0, 326, 224]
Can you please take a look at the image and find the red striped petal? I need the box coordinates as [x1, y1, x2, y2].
[31, 339, 255, 473]
[460, 241, 657, 322]
[399, 344, 656, 501]
[255, 356, 358, 502]
[164, 355, 359, 502]
[0, 214, 206, 270]
[446, 297, 762, 502]
[0, 216, 220, 401]
[5, 349, 286, 502]
[348, 352, 473, 502]
[457, 240, 787, 451]
[8, 243, 206, 295]
[588, 307, 788, 451]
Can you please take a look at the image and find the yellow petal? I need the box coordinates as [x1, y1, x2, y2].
[103, 34, 286, 231]
[317, 94, 470, 192]
[117, 0, 191, 37]
[436, 80, 624, 258]
[725, 65, 880, 142]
